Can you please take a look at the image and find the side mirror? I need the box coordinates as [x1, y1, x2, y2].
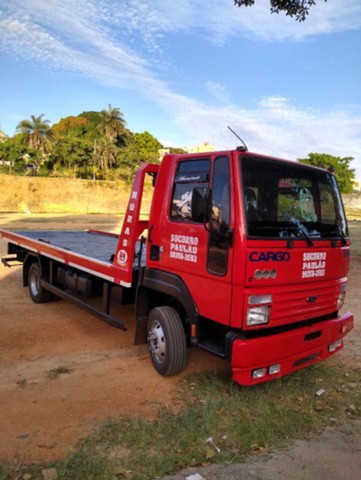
[191, 187, 211, 223]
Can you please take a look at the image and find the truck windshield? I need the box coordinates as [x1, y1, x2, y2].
[240, 155, 348, 240]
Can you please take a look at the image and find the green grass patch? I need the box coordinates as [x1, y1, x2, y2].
[56, 450, 115, 480]
[2, 364, 361, 479]
[46, 365, 72, 379]
[0, 463, 14, 480]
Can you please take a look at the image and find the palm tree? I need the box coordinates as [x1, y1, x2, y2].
[93, 137, 119, 172]
[16, 114, 52, 154]
[16, 114, 52, 175]
[98, 104, 126, 141]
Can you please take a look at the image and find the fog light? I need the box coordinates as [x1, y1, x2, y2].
[252, 367, 267, 379]
[328, 339, 342, 353]
[269, 364, 281, 375]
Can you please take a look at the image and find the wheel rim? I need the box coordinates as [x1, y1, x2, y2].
[148, 320, 166, 365]
[29, 267, 40, 297]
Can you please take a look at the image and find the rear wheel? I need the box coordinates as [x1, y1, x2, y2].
[28, 262, 53, 303]
[147, 306, 187, 376]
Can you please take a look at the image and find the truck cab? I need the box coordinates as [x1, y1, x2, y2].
[140, 150, 353, 385]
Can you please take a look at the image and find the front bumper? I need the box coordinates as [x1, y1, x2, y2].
[231, 311, 354, 386]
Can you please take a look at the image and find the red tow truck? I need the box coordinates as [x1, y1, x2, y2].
[0, 149, 354, 385]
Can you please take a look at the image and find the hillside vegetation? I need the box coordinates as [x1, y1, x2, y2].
[0, 107, 186, 182]
[0, 174, 153, 214]
[1, 174, 360, 220]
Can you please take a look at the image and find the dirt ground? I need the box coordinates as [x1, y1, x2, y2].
[0, 216, 227, 464]
[0, 215, 360, 468]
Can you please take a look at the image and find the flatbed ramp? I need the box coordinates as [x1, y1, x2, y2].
[0, 229, 146, 330]
[13, 230, 119, 264]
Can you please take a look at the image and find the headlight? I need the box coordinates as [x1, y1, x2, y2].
[247, 294, 272, 326]
[337, 283, 347, 309]
[337, 293, 346, 309]
[247, 305, 270, 326]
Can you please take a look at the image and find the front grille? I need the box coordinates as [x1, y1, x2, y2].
[271, 282, 338, 327]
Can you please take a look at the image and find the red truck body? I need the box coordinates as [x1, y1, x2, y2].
[0, 149, 354, 386]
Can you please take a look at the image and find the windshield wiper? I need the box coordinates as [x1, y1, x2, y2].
[338, 225, 347, 246]
[329, 226, 347, 246]
[289, 218, 313, 247]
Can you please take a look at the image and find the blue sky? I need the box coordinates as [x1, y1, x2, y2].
[1, 0, 361, 177]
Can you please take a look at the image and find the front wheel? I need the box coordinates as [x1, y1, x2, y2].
[147, 306, 187, 376]
[28, 262, 53, 303]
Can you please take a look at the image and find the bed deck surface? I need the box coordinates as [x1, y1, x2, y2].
[15, 230, 119, 264]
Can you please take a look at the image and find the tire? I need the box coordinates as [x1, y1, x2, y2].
[147, 306, 187, 376]
[28, 262, 53, 303]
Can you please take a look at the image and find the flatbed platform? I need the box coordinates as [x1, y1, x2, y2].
[13, 230, 119, 264]
[0, 228, 146, 288]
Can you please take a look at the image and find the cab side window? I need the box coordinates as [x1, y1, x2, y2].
[207, 156, 231, 276]
[170, 159, 210, 222]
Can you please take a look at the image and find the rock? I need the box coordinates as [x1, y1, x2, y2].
[41, 468, 58, 480]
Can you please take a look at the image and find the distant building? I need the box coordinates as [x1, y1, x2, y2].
[158, 148, 171, 161]
[188, 142, 214, 153]
[353, 179, 361, 192]
[158, 142, 214, 160]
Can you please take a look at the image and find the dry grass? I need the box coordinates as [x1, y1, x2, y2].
[0, 174, 153, 215]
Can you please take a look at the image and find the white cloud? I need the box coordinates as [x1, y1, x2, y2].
[205, 81, 230, 103]
[157, 95, 361, 177]
[1, 0, 360, 177]
[96, 0, 361, 43]
[1, 0, 360, 75]
[104, 0, 361, 43]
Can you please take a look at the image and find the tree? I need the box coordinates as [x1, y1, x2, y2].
[233, 0, 326, 22]
[297, 153, 355, 193]
[98, 104, 127, 142]
[169, 147, 187, 154]
[118, 131, 162, 183]
[93, 137, 120, 173]
[51, 136, 93, 175]
[2, 108, 165, 180]
[0, 135, 28, 173]
[51, 116, 89, 139]
[77, 111, 103, 142]
[0, 127, 7, 142]
[16, 114, 52, 154]
[16, 114, 53, 174]
[51, 116, 93, 176]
